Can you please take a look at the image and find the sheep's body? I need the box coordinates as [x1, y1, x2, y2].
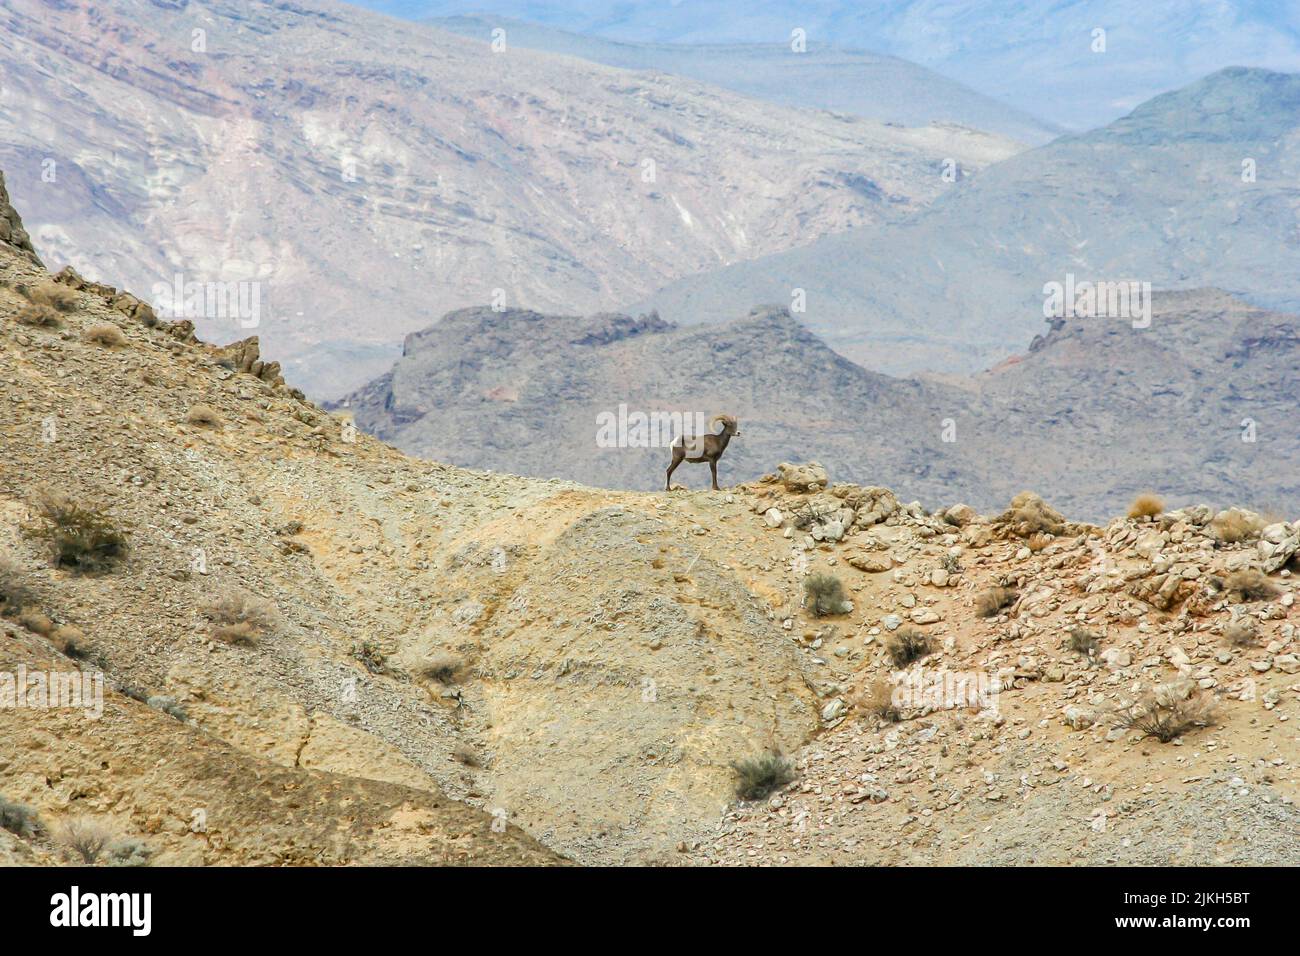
[666, 415, 740, 491]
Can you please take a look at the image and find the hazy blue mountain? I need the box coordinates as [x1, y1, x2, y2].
[351, 1, 1300, 130]
[0, 0, 1015, 399]
[627, 68, 1300, 379]
[426, 14, 1059, 143]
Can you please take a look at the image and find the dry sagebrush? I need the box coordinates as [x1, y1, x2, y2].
[24, 492, 127, 574]
[21, 280, 78, 313]
[1113, 693, 1215, 743]
[202, 588, 278, 646]
[1127, 493, 1164, 519]
[1224, 569, 1281, 603]
[804, 572, 848, 617]
[1211, 509, 1265, 544]
[995, 492, 1066, 537]
[886, 627, 932, 668]
[975, 585, 1017, 618]
[83, 322, 127, 348]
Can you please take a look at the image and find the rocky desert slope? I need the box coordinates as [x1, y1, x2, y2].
[0, 0, 1018, 398]
[340, 292, 1300, 522]
[1, 175, 1296, 866]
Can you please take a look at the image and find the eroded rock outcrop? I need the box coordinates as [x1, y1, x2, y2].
[0, 170, 40, 265]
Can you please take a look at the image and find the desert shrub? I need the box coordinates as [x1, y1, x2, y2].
[105, 837, 153, 867]
[25, 492, 127, 574]
[1026, 532, 1053, 552]
[211, 621, 258, 646]
[791, 502, 837, 531]
[1114, 693, 1215, 743]
[452, 743, 481, 767]
[0, 555, 36, 615]
[421, 650, 465, 684]
[0, 797, 40, 838]
[1211, 509, 1265, 544]
[15, 303, 61, 328]
[352, 641, 388, 674]
[147, 695, 188, 722]
[858, 680, 900, 723]
[51, 624, 85, 657]
[975, 586, 1017, 618]
[1224, 569, 1281, 603]
[731, 751, 795, 801]
[887, 627, 932, 668]
[1127, 493, 1164, 519]
[135, 303, 159, 329]
[804, 573, 847, 617]
[185, 403, 224, 429]
[83, 322, 126, 347]
[202, 589, 276, 645]
[17, 608, 53, 636]
[1066, 627, 1100, 657]
[59, 817, 113, 863]
[1223, 620, 1258, 647]
[22, 280, 77, 313]
[996, 492, 1066, 537]
[115, 682, 149, 703]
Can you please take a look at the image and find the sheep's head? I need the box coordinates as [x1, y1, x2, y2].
[712, 414, 740, 437]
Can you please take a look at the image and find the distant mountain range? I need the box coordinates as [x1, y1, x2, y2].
[338, 290, 1300, 521]
[426, 15, 1060, 144]
[354, 0, 1300, 130]
[630, 67, 1300, 379]
[0, 0, 1019, 399]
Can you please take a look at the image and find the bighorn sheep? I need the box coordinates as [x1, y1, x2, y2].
[666, 414, 740, 491]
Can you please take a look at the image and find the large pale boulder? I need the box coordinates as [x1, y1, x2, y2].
[777, 461, 828, 493]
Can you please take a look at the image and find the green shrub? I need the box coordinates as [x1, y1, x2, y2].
[106, 837, 154, 867]
[0, 797, 40, 838]
[25, 493, 127, 573]
[731, 751, 795, 801]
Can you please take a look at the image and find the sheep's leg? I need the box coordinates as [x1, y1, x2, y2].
[665, 456, 681, 491]
[709, 459, 719, 491]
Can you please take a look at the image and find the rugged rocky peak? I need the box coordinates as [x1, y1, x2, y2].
[0, 169, 40, 265]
